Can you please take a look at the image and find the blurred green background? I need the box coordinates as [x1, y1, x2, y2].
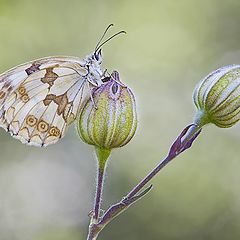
[0, 0, 240, 239]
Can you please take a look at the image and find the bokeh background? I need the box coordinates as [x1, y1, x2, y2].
[0, 0, 240, 239]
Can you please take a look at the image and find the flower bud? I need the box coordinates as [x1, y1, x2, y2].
[78, 71, 137, 150]
[193, 65, 240, 128]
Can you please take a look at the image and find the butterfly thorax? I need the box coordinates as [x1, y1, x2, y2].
[84, 53, 103, 87]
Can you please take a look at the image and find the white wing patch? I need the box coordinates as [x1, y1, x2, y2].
[0, 57, 91, 147]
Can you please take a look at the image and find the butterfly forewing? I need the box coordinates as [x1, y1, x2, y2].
[0, 24, 126, 147]
[0, 56, 93, 147]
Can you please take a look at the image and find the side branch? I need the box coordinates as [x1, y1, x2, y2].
[87, 124, 201, 239]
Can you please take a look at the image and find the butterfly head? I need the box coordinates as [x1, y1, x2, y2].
[85, 49, 103, 65]
[85, 25, 126, 87]
[94, 49, 103, 64]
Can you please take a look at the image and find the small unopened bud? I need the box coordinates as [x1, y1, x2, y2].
[78, 71, 137, 150]
[193, 65, 240, 128]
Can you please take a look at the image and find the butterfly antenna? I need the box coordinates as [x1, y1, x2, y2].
[95, 30, 126, 53]
[95, 24, 114, 52]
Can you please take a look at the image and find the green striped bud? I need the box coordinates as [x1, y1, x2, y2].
[193, 65, 240, 128]
[78, 71, 137, 150]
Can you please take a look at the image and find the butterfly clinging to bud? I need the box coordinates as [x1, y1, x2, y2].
[0, 24, 125, 147]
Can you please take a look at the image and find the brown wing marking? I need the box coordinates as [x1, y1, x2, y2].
[41, 67, 59, 88]
[25, 62, 41, 75]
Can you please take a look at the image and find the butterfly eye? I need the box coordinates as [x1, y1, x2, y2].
[94, 49, 102, 62]
[94, 52, 99, 61]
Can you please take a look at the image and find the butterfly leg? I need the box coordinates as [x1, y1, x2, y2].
[103, 68, 108, 77]
[87, 81, 98, 109]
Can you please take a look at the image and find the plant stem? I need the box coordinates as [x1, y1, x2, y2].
[93, 147, 111, 220]
[126, 154, 171, 199]
[87, 224, 100, 240]
[94, 166, 105, 220]
[127, 124, 201, 199]
[87, 147, 111, 240]
[87, 124, 201, 240]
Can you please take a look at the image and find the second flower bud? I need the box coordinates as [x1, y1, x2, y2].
[193, 65, 240, 128]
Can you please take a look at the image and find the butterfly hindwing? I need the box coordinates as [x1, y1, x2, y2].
[0, 56, 91, 147]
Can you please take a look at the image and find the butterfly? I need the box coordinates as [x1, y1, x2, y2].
[0, 24, 125, 147]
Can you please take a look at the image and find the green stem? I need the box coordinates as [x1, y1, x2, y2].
[194, 109, 211, 128]
[87, 147, 111, 240]
[93, 147, 111, 220]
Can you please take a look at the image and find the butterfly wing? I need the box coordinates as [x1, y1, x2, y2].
[0, 56, 91, 147]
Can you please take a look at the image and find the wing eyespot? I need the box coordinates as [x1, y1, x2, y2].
[49, 126, 61, 137]
[20, 94, 30, 103]
[37, 120, 49, 133]
[26, 115, 38, 127]
[18, 86, 26, 95]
